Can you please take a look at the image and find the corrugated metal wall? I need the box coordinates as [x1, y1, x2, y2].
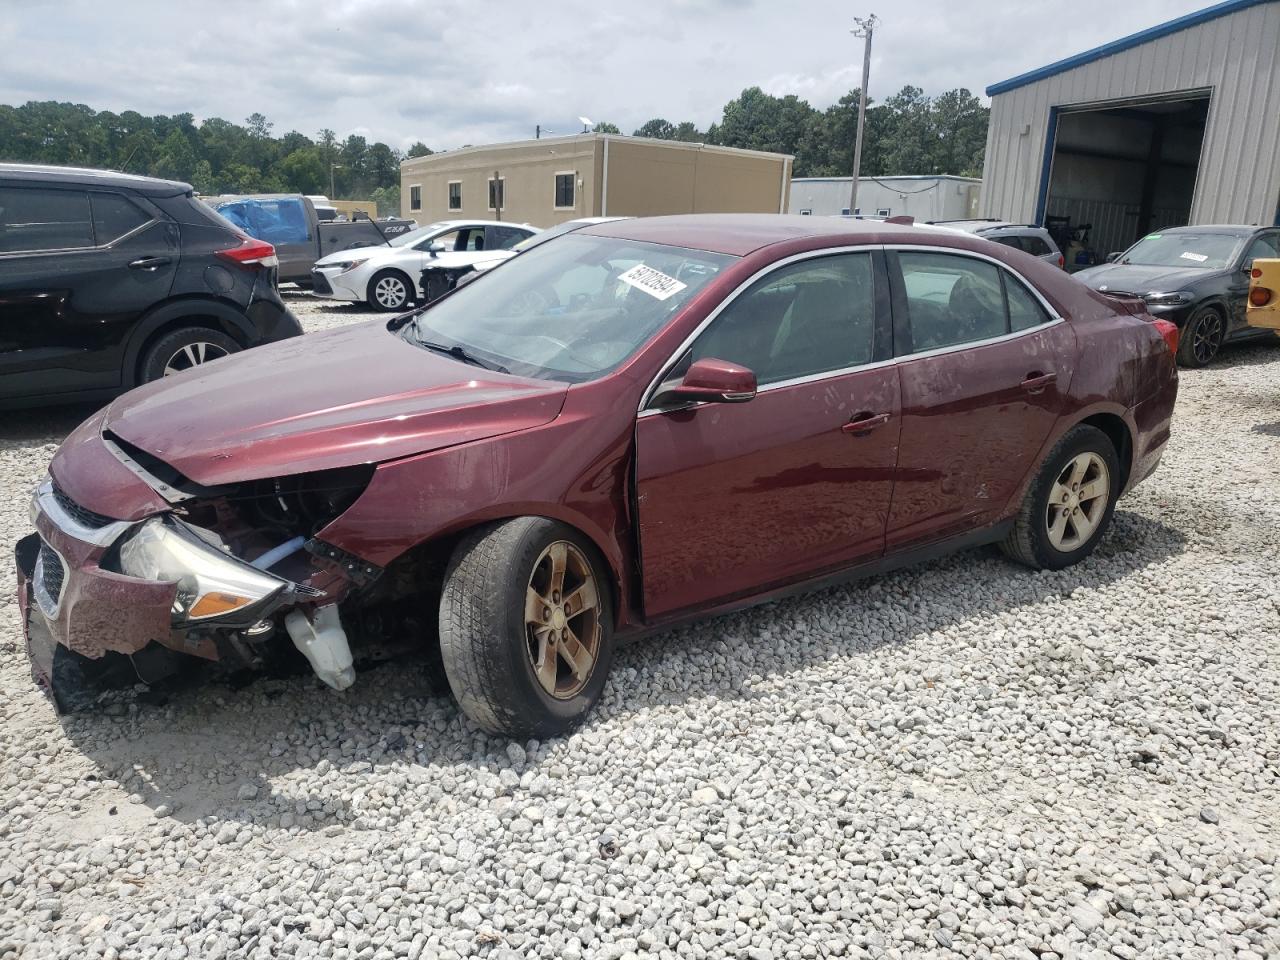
[981, 2, 1280, 227]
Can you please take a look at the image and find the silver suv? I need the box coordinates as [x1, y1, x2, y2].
[928, 219, 1065, 269]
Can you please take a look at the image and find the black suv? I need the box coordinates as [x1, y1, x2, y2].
[0, 164, 302, 408]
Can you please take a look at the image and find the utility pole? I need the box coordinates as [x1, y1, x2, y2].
[849, 14, 879, 217]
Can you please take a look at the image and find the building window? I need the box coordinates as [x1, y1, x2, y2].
[554, 172, 576, 209]
[409, 185, 421, 211]
[447, 181, 461, 211]
[799, 208, 813, 216]
[877, 208, 891, 217]
[488, 177, 505, 211]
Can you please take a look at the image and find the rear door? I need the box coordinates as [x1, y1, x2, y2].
[0, 184, 177, 400]
[634, 250, 901, 618]
[884, 248, 1075, 549]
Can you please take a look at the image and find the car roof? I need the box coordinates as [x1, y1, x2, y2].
[579, 213, 975, 257]
[0, 162, 192, 197]
[933, 219, 1043, 234]
[427, 219, 536, 231]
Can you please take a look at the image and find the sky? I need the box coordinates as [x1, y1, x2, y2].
[0, 0, 1213, 151]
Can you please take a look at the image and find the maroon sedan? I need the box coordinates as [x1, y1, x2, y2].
[17, 215, 1178, 736]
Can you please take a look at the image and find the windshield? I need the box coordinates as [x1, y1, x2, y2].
[407, 234, 734, 382]
[1119, 232, 1242, 269]
[390, 221, 452, 248]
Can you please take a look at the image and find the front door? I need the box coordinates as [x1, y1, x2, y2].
[885, 249, 1075, 549]
[635, 250, 901, 619]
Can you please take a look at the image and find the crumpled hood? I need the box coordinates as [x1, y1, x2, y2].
[102, 321, 568, 487]
[1074, 262, 1220, 294]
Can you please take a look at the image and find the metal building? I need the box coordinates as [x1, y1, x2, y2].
[980, 0, 1280, 258]
[400, 134, 791, 228]
[788, 175, 981, 221]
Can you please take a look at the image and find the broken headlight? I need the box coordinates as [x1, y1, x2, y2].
[114, 518, 287, 622]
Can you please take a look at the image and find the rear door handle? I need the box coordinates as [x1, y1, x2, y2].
[842, 412, 891, 435]
[128, 256, 172, 271]
[1020, 371, 1057, 393]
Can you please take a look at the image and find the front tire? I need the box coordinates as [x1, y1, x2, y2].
[139, 326, 240, 383]
[1001, 424, 1121, 570]
[1176, 305, 1224, 367]
[439, 518, 614, 738]
[367, 270, 414, 311]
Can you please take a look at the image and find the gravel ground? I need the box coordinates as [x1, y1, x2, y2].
[0, 295, 1277, 960]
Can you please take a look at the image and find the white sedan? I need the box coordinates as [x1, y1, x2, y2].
[311, 220, 537, 311]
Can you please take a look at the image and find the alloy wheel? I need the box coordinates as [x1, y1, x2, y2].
[1045, 452, 1110, 551]
[524, 541, 601, 699]
[1191, 312, 1223, 364]
[375, 276, 408, 309]
[162, 341, 230, 376]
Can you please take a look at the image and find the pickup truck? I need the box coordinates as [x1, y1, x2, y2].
[205, 194, 416, 286]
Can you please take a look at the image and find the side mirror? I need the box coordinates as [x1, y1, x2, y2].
[427, 241, 445, 256]
[1105, 252, 1122, 263]
[656, 358, 757, 406]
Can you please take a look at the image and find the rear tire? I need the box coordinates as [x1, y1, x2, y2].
[1001, 424, 1120, 570]
[1176, 305, 1224, 367]
[439, 518, 614, 738]
[139, 326, 240, 383]
[367, 270, 414, 311]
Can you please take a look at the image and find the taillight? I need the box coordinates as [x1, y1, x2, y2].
[1252, 267, 1263, 279]
[215, 235, 278, 269]
[1152, 317, 1179, 355]
[1058, 254, 1065, 269]
[1249, 286, 1272, 307]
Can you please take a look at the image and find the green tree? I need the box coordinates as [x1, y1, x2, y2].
[406, 141, 433, 158]
[152, 128, 199, 182]
[592, 121, 621, 134]
[279, 147, 327, 195]
[371, 184, 401, 218]
[633, 118, 676, 140]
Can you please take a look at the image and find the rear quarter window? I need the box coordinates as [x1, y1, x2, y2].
[1023, 235, 1052, 256]
[91, 192, 151, 244]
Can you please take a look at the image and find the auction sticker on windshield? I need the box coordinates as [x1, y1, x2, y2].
[1180, 251, 1209, 263]
[619, 264, 688, 301]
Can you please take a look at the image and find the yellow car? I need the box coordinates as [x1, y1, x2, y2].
[1247, 258, 1280, 332]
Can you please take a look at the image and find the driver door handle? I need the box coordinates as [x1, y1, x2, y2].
[1020, 371, 1057, 393]
[128, 256, 172, 271]
[842, 412, 891, 435]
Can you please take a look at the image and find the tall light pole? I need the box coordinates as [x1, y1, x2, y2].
[330, 162, 343, 199]
[849, 14, 879, 217]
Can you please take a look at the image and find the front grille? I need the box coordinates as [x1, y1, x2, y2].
[311, 270, 334, 295]
[33, 542, 66, 616]
[51, 482, 114, 529]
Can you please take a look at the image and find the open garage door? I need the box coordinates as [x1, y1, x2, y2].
[1040, 92, 1210, 270]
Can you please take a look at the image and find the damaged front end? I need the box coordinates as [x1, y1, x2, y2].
[19, 437, 385, 711]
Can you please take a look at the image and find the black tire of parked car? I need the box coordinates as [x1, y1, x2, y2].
[367, 270, 414, 312]
[1000, 424, 1121, 571]
[1176, 305, 1226, 368]
[138, 326, 242, 383]
[439, 517, 615, 738]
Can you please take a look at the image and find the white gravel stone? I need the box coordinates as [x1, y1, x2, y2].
[0, 304, 1278, 959]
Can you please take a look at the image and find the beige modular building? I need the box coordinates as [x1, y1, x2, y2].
[400, 133, 792, 227]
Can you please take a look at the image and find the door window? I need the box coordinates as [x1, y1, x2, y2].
[91, 193, 151, 245]
[898, 252, 1007, 351]
[488, 226, 528, 250]
[689, 253, 876, 386]
[0, 187, 93, 253]
[1022, 235, 1052, 257]
[1244, 233, 1280, 265]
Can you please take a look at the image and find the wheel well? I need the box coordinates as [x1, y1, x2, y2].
[133, 314, 247, 383]
[374, 516, 623, 629]
[1079, 413, 1132, 489]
